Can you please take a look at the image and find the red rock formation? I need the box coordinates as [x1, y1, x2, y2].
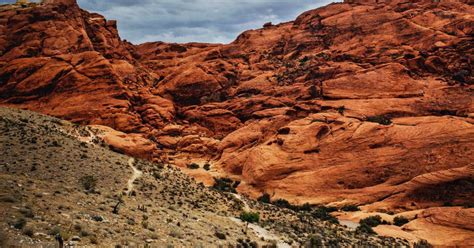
[0, 2, 473, 243]
[42, 0, 78, 6]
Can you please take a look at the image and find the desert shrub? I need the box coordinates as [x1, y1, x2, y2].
[341, 205, 360, 212]
[414, 239, 433, 248]
[80, 230, 91, 237]
[356, 223, 375, 234]
[79, 175, 97, 191]
[464, 203, 474, 208]
[214, 231, 226, 240]
[312, 207, 339, 224]
[203, 163, 211, 171]
[337, 106, 346, 115]
[22, 226, 34, 237]
[359, 215, 382, 227]
[295, 203, 313, 212]
[257, 193, 271, 203]
[187, 163, 200, 169]
[299, 56, 310, 65]
[212, 178, 238, 193]
[240, 211, 260, 223]
[48, 226, 72, 241]
[273, 199, 295, 209]
[393, 216, 409, 226]
[90, 235, 99, 244]
[366, 115, 392, 125]
[305, 235, 323, 247]
[48, 226, 61, 236]
[13, 218, 27, 230]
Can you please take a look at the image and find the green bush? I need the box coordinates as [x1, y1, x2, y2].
[22, 226, 34, 237]
[305, 235, 323, 247]
[318, 205, 338, 213]
[257, 193, 271, 203]
[299, 56, 310, 65]
[393, 216, 409, 226]
[240, 211, 260, 224]
[212, 178, 238, 193]
[312, 207, 339, 224]
[414, 239, 433, 248]
[273, 199, 293, 209]
[12, 218, 27, 230]
[359, 215, 382, 227]
[79, 175, 97, 191]
[337, 106, 346, 115]
[356, 223, 375, 234]
[341, 205, 360, 212]
[366, 115, 392, 125]
[296, 203, 314, 212]
[187, 163, 200, 169]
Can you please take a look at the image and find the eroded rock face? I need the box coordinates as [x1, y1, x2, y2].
[42, 0, 78, 6]
[0, 0, 473, 230]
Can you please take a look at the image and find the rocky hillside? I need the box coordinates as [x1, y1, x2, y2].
[0, 107, 410, 247]
[0, 0, 473, 246]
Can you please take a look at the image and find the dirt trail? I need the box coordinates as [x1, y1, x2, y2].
[230, 193, 291, 247]
[232, 193, 251, 211]
[125, 158, 142, 195]
[229, 217, 292, 248]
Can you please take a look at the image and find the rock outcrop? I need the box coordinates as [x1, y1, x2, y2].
[0, 2, 473, 244]
[42, 0, 78, 6]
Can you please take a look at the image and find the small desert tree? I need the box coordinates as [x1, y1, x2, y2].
[240, 211, 260, 233]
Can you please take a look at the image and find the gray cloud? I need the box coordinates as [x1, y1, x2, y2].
[1, 0, 335, 44]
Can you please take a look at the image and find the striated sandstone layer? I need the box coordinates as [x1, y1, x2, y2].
[0, 1, 473, 244]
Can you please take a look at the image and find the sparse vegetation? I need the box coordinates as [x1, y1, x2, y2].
[22, 226, 34, 237]
[393, 216, 409, 226]
[356, 223, 376, 234]
[272, 198, 293, 209]
[19, 207, 34, 218]
[240, 211, 260, 231]
[214, 231, 226, 240]
[12, 217, 27, 230]
[414, 239, 433, 248]
[305, 235, 323, 247]
[79, 175, 97, 192]
[360, 215, 382, 227]
[212, 177, 239, 193]
[203, 163, 211, 171]
[257, 193, 271, 203]
[312, 207, 339, 224]
[299, 56, 310, 65]
[366, 115, 392, 125]
[341, 205, 360, 212]
[187, 163, 200, 169]
[337, 106, 345, 115]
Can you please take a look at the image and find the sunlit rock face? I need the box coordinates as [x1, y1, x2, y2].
[42, 0, 78, 6]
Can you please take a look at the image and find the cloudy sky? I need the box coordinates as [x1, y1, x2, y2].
[2, 0, 334, 44]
